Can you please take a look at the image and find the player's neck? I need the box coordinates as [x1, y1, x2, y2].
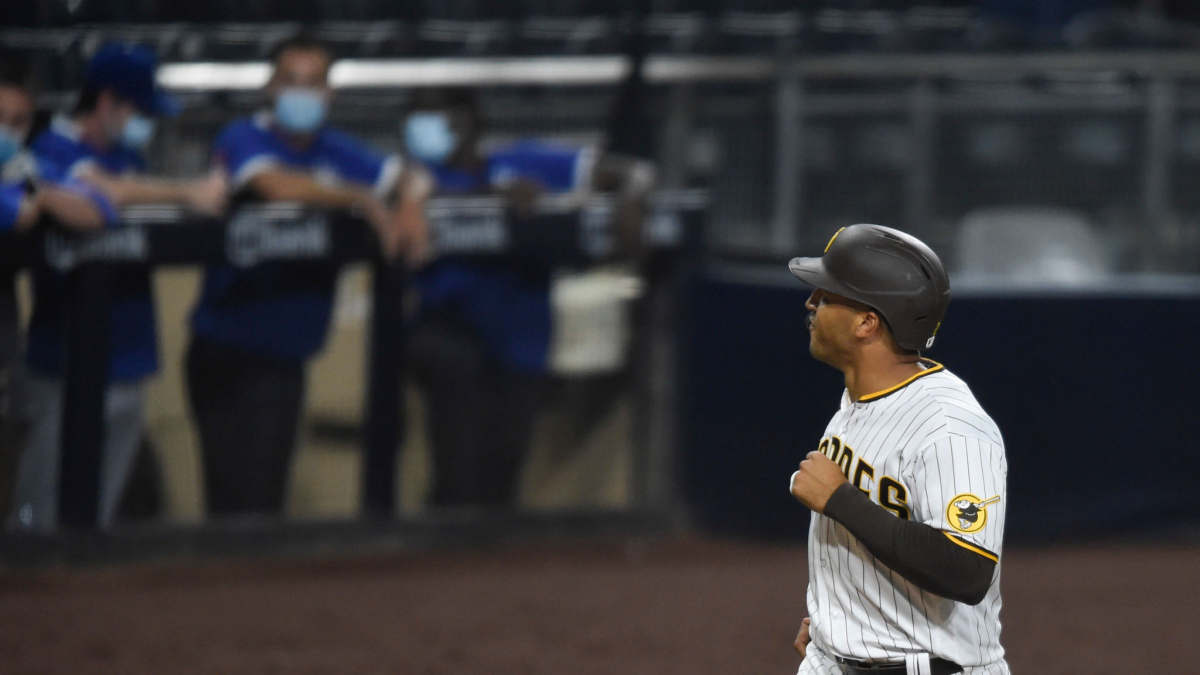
[447, 145, 484, 172]
[844, 353, 925, 402]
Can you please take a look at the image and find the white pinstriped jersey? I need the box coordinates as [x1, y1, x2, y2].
[800, 361, 1009, 674]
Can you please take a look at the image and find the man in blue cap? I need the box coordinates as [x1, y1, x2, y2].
[8, 43, 227, 532]
[0, 50, 41, 519]
[1, 49, 135, 522]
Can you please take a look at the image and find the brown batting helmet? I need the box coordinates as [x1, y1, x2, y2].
[788, 224, 951, 351]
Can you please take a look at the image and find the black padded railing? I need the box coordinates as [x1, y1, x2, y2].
[1, 189, 706, 529]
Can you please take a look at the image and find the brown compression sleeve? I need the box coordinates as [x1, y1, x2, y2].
[822, 483, 996, 605]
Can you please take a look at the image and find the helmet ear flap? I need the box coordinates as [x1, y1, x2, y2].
[872, 310, 919, 355]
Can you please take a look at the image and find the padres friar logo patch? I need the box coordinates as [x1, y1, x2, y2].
[946, 494, 1001, 534]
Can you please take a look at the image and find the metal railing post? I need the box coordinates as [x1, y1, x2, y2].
[906, 78, 937, 234]
[658, 84, 696, 190]
[1143, 77, 1177, 271]
[59, 263, 112, 528]
[361, 260, 406, 518]
[771, 72, 803, 255]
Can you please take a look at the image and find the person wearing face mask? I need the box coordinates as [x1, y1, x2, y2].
[8, 43, 228, 533]
[0, 51, 158, 521]
[186, 33, 429, 519]
[0, 51, 40, 519]
[403, 87, 656, 508]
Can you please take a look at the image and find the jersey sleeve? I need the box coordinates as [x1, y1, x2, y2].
[30, 133, 122, 227]
[487, 142, 594, 193]
[32, 133, 94, 183]
[905, 435, 1007, 562]
[214, 121, 282, 189]
[58, 179, 122, 228]
[319, 129, 400, 198]
[0, 183, 25, 231]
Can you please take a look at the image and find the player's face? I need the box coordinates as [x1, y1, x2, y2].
[804, 288, 871, 367]
[95, 91, 138, 147]
[268, 48, 332, 99]
[0, 85, 34, 141]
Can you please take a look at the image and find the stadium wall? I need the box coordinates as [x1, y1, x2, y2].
[679, 271, 1200, 542]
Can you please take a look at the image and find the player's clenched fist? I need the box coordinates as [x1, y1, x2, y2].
[793, 617, 811, 658]
[790, 451, 848, 513]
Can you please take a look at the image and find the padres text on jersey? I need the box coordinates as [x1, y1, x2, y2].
[801, 361, 1009, 675]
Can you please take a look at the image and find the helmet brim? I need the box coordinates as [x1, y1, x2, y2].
[788, 256, 856, 300]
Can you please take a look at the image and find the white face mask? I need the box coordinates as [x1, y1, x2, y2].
[0, 125, 22, 165]
[120, 114, 157, 150]
[405, 112, 457, 164]
[274, 88, 328, 134]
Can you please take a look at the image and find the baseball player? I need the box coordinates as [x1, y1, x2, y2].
[786, 224, 1008, 675]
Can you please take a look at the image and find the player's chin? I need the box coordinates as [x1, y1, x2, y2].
[807, 337, 824, 360]
[808, 338, 835, 366]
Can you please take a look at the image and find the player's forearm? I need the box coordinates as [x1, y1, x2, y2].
[88, 175, 193, 207]
[248, 171, 369, 209]
[36, 186, 108, 231]
[395, 164, 432, 204]
[593, 155, 656, 257]
[594, 154, 656, 198]
[14, 195, 40, 230]
[823, 483, 995, 605]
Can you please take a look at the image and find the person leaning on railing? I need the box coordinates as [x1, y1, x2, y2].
[0, 50, 39, 519]
[2, 50, 184, 522]
[185, 32, 430, 520]
[402, 86, 655, 509]
[6, 43, 228, 533]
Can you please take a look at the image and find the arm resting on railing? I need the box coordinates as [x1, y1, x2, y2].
[78, 166, 228, 217]
[248, 164, 431, 264]
[36, 183, 113, 232]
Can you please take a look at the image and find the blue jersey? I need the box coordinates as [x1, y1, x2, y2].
[1, 178, 24, 369]
[191, 114, 400, 361]
[0, 182, 23, 231]
[25, 117, 157, 383]
[418, 141, 594, 372]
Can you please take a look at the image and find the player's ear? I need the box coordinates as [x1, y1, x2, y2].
[867, 313, 910, 355]
[854, 310, 881, 340]
[265, 59, 289, 93]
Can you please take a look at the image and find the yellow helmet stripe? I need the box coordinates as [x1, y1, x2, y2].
[824, 227, 846, 254]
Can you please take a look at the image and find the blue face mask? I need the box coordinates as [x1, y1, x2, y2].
[0, 126, 22, 166]
[405, 112, 457, 164]
[275, 88, 328, 134]
[121, 115, 157, 150]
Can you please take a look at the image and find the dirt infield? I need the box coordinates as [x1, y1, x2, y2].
[0, 538, 1196, 675]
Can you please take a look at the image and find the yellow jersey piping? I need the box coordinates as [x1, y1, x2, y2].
[944, 532, 999, 563]
[857, 359, 944, 403]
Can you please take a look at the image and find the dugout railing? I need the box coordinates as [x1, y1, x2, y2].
[0, 191, 704, 542]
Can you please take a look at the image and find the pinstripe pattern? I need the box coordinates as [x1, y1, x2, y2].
[797, 642, 842, 675]
[803, 363, 1008, 672]
[797, 643, 1012, 675]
